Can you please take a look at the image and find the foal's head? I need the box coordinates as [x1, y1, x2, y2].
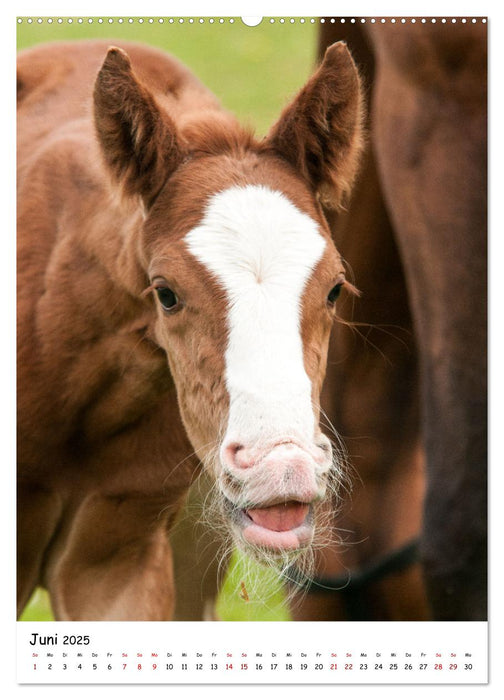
[94, 43, 363, 567]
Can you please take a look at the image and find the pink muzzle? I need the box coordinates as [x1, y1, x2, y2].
[221, 440, 330, 552]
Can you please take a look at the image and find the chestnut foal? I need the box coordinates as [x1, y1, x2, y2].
[17, 39, 363, 620]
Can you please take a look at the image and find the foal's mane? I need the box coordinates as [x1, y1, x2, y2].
[178, 110, 259, 159]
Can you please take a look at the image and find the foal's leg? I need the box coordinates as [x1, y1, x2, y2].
[45, 492, 178, 620]
[171, 474, 225, 620]
[370, 24, 487, 620]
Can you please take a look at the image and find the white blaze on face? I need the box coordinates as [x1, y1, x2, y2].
[185, 185, 326, 449]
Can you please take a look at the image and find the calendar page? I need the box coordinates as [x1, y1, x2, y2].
[14, 6, 489, 690]
[17, 621, 487, 683]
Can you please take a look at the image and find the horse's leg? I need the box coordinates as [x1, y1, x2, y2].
[17, 479, 63, 617]
[369, 24, 487, 620]
[289, 144, 429, 621]
[45, 492, 180, 620]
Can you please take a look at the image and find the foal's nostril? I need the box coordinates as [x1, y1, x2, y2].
[222, 442, 252, 470]
[316, 436, 333, 462]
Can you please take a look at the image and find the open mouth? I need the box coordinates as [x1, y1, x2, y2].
[226, 498, 315, 552]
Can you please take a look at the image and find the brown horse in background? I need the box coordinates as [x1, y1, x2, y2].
[285, 19, 486, 622]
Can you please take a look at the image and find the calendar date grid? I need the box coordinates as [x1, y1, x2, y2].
[17, 621, 487, 684]
[30, 649, 476, 676]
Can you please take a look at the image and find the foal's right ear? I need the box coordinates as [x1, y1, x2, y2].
[94, 47, 183, 208]
[265, 42, 364, 210]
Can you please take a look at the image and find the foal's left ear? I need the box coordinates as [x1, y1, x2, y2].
[265, 42, 364, 209]
[94, 47, 183, 209]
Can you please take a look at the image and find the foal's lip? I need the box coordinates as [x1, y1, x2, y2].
[227, 499, 314, 551]
[246, 501, 310, 532]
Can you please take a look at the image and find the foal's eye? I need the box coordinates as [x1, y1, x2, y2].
[327, 283, 343, 305]
[156, 287, 179, 312]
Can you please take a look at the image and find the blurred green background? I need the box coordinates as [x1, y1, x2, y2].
[17, 16, 318, 622]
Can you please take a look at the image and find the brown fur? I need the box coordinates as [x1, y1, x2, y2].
[17, 39, 364, 620]
[369, 22, 487, 621]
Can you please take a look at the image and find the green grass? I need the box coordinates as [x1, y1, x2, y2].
[19, 588, 54, 621]
[17, 16, 317, 622]
[215, 552, 291, 622]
